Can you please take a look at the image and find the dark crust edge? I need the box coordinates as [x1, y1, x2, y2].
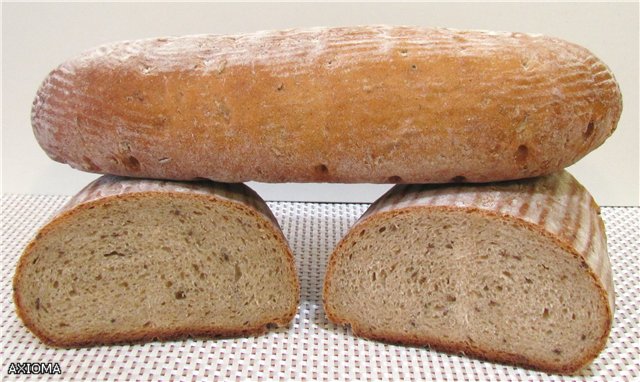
[13, 191, 300, 348]
[323, 205, 613, 375]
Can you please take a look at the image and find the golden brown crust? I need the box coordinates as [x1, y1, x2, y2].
[32, 26, 622, 183]
[323, 174, 613, 374]
[13, 187, 299, 348]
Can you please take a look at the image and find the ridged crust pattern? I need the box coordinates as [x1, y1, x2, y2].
[32, 26, 622, 183]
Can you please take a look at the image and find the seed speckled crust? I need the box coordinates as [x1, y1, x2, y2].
[32, 26, 621, 183]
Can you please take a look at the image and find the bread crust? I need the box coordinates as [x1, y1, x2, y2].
[13, 177, 299, 348]
[323, 171, 613, 374]
[32, 26, 621, 183]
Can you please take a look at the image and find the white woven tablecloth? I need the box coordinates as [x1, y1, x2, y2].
[1, 195, 638, 381]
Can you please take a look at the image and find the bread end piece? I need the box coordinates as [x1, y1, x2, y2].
[324, 172, 613, 374]
[14, 177, 299, 347]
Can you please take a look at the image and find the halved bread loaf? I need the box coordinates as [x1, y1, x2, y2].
[323, 171, 614, 373]
[13, 176, 299, 347]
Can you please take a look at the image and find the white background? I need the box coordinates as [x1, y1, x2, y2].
[2, 2, 638, 205]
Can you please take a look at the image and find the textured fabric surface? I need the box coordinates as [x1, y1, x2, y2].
[1, 195, 638, 381]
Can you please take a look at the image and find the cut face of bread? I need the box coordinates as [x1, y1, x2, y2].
[323, 171, 613, 374]
[14, 176, 299, 347]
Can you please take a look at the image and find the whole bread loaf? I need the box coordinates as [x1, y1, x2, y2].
[323, 171, 614, 373]
[32, 26, 621, 183]
[13, 176, 299, 347]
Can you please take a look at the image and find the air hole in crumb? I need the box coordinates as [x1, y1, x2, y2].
[446, 295, 456, 302]
[174, 291, 186, 299]
[378, 226, 386, 233]
[543, 308, 550, 318]
[489, 301, 498, 306]
[388, 175, 402, 183]
[445, 243, 453, 249]
[581, 334, 586, 341]
[515, 145, 528, 166]
[553, 349, 562, 355]
[166, 281, 173, 288]
[234, 264, 242, 281]
[584, 121, 595, 138]
[111, 319, 116, 323]
[411, 64, 418, 70]
[53, 281, 59, 288]
[399, 49, 408, 56]
[143, 321, 152, 327]
[277, 83, 284, 91]
[35, 298, 40, 310]
[572, 313, 576, 320]
[451, 175, 466, 183]
[359, 230, 366, 237]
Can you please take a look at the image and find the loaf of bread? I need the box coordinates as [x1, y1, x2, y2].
[323, 171, 614, 373]
[32, 26, 621, 183]
[13, 176, 299, 347]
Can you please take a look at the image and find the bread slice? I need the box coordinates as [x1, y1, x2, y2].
[13, 176, 299, 347]
[323, 171, 614, 373]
